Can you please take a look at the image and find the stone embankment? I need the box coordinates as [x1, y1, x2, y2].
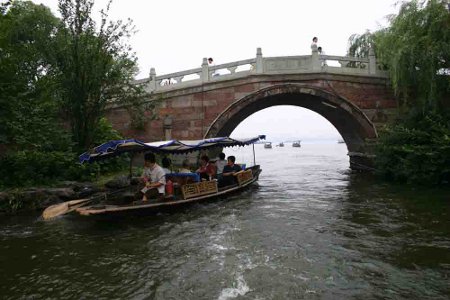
[0, 175, 134, 214]
[0, 182, 101, 214]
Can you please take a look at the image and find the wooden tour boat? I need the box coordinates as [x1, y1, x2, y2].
[43, 135, 265, 219]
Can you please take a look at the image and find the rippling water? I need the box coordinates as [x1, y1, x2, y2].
[1, 143, 449, 299]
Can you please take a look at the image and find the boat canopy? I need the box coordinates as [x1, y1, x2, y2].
[79, 135, 266, 163]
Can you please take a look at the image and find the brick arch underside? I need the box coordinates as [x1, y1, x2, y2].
[205, 84, 377, 154]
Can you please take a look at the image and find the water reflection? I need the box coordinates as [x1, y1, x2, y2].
[335, 173, 450, 298]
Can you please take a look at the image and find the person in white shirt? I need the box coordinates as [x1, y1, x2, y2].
[178, 159, 192, 173]
[141, 153, 166, 201]
[215, 152, 227, 176]
[208, 57, 219, 77]
[318, 47, 327, 66]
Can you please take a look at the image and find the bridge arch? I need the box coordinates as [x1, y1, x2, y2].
[205, 84, 377, 168]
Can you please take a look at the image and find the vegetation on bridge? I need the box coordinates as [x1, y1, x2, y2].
[0, 0, 145, 188]
[348, 0, 450, 185]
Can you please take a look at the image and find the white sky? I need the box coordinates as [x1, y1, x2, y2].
[32, 0, 398, 141]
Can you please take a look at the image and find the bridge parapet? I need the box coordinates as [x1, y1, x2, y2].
[135, 47, 388, 94]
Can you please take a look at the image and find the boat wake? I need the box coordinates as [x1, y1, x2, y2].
[218, 274, 250, 300]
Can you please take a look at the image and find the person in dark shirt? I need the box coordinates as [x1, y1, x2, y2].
[219, 155, 242, 187]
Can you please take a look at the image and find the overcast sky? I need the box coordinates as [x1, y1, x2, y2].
[32, 0, 398, 141]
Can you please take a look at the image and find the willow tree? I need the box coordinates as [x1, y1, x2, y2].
[348, 0, 450, 185]
[53, 0, 147, 150]
[349, 0, 450, 110]
[380, 0, 449, 110]
[347, 31, 376, 59]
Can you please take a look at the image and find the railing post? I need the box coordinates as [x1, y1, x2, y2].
[369, 48, 377, 75]
[256, 47, 263, 74]
[201, 57, 209, 83]
[311, 45, 321, 71]
[149, 67, 156, 91]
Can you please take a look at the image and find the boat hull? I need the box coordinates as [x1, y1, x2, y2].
[75, 166, 261, 218]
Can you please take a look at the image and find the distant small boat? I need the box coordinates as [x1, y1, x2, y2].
[264, 142, 272, 149]
[337, 139, 345, 144]
[292, 141, 301, 148]
[278, 142, 284, 147]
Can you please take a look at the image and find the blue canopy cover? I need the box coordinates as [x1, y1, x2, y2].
[79, 135, 265, 163]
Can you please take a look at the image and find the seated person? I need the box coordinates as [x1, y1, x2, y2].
[141, 153, 166, 201]
[178, 159, 192, 173]
[166, 159, 199, 187]
[215, 152, 227, 177]
[161, 156, 172, 174]
[219, 155, 242, 187]
[196, 155, 217, 181]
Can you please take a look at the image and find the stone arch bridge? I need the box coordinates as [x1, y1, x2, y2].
[107, 47, 396, 170]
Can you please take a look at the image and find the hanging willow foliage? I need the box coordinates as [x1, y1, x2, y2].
[348, 0, 449, 110]
[378, 0, 449, 110]
[348, 1, 450, 185]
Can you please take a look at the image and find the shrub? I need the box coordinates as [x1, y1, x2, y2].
[376, 112, 450, 185]
[0, 149, 129, 188]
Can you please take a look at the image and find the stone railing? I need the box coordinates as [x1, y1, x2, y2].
[137, 47, 387, 93]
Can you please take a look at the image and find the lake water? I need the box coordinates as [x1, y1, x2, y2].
[1, 143, 449, 299]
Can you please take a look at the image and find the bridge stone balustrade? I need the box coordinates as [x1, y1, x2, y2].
[107, 47, 396, 170]
[135, 47, 387, 94]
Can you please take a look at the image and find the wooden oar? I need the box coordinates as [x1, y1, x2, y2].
[42, 198, 92, 220]
[42, 185, 133, 220]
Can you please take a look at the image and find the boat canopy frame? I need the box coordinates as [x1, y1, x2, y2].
[79, 135, 266, 164]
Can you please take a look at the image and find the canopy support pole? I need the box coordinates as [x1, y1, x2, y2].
[253, 144, 256, 166]
[129, 153, 134, 183]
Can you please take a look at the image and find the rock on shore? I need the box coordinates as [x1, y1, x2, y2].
[0, 182, 103, 214]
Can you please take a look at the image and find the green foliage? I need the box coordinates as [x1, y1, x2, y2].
[376, 112, 450, 185]
[348, 1, 450, 109]
[347, 31, 390, 70]
[0, 150, 78, 187]
[9, 86, 74, 152]
[0, 1, 67, 149]
[93, 117, 122, 143]
[347, 31, 374, 59]
[0, 1, 78, 188]
[52, 0, 148, 151]
[348, 1, 450, 185]
[127, 99, 161, 130]
[0, 1, 143, 189]
[0, 149, 129, 188]
[346, 31, 378, 69]
[374, 0, 450, 109]
[0, 189, 24, 213]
